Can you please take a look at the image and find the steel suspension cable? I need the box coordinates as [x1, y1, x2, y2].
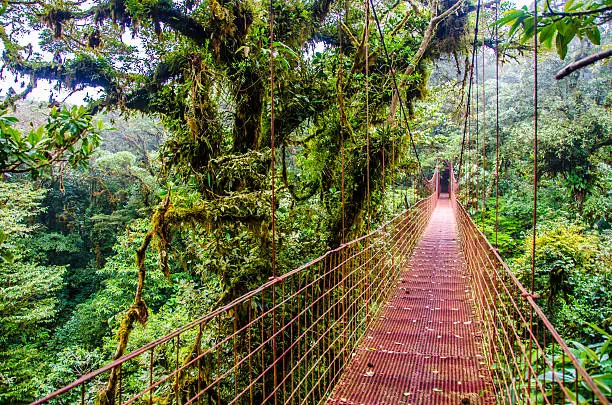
[495, 1, 500, 249]
[268, 0, 278, 401]
[365, 0, 371, 231]
[381, 109, 385, 216]
[466, 87, 472, 205]
[269, 0, 276, 280]
[474, 50, 479, 213]
[458, 0, 481, 180]
[363, 0, 375, 324]
[481, 21, 486, 229]
[339, 0, 348, 368]
[369, 0, 424, 182]
[527, 1, 540, 398]
[339, 11, 346, 244]
[531, 0, 539, 296]
[391, 121, 395, 211]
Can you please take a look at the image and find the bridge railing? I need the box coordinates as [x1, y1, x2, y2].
[32, 192, 437, 405]
[450, 174, 610, 404]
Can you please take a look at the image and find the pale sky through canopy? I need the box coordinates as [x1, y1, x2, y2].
[1, 0, 533, 107]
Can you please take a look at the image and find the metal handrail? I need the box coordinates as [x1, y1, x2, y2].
[450, 165, 610, 405]
[31, 192, 438, 405]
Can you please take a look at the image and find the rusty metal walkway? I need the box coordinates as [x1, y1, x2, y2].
[31, 188, 611, 405]
[327, 195, 495, 405]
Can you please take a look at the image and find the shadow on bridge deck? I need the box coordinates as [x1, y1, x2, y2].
[327, 197, 495, 405]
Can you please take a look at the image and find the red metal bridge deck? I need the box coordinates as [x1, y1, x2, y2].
[327, 196, 495, 405]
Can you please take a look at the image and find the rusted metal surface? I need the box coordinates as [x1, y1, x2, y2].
[30, 190, 437, 405]
[450, 169, 610, 405]
[327, 195, 495, 405]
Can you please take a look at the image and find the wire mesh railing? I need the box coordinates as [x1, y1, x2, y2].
[450, 172, 610, 405]
[31, 192, 437, 405]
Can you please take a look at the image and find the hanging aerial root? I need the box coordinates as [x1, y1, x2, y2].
[96, 197, 171, 405]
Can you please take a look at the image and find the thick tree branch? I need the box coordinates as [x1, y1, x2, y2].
[542, 6, 612, 18]
[7, 56, 117, 91]
[388, 0, 465, 123]
[555, 48, 612, 80]
[341, 21, 360, 47]
[391, 10, 420, 37]
[591, 137, 612, 152]
[5, 51, 189, 116]
[56, 1, 210, 44]
[0, 81, 34, 109]
[155, 7, 209, 45]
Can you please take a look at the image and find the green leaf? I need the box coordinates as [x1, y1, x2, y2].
[27, 130, 38, 146]
[1, 249, 14, 263]
[556, 19, 569, 36]
[586, 26, 601, 45]
[586, 323, 612, 339]
[592, 374, 612, 393]
[508, 14, 530, 39]
[521, 16, 535, 43]
[556, 32, 569, 59]
[572, 341, 599, 362]
[539, 23, 557, 48]
[565, 388, 578, 403]
[537, 370, 567, 382]
[557, 19, 578, 41]
[496, 9, 527, 26]
[273, 41, 299, 59]
[1, 115, 19, 124]
[10, 129, 22, 143]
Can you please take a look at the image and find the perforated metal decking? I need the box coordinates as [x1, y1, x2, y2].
[327, 196, 495, 405]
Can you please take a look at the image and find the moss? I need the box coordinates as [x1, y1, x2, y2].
[97, 198, 171, 404]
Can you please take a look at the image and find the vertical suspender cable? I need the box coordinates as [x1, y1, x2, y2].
[481, 19, 486, 228]
[474, 45, 479, 214]
[458, 0, 481, 180]
[531, 0, 539, 294]
[364, 0, 372, 322]
[466, 91, 472, 204]
[464, 87, 474, 205]
[392, 132, 395, 209]
[339, 2, 348, 365]
[528, 0, 539, 397]
[470, 76, 475, 208]
[365, 0, 371, 231]
[458, 71, 471, 181]
[380, 109, 385, 219]
[339, 12, 346, 244]
[495, 1, 500, 249]
[269, 0, 276, 279]
[268, 0, 278, 401]
[369, 0, 424, 204]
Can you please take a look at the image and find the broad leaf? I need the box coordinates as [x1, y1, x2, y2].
[586, 26, 601, 45]
[555, 32, 569, 59]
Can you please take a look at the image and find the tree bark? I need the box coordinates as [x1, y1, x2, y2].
[555, 48, 612, 80]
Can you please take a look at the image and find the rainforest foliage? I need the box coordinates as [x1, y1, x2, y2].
[0, 0, 610, 402]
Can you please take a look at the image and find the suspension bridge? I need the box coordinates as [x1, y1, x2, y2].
[30, 168, 610, 405]
[26, 0, 612, 402]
